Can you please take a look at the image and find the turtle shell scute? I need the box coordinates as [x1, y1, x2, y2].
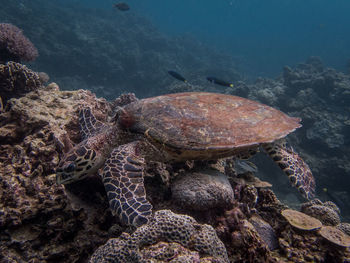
[122, 92, 301, 151]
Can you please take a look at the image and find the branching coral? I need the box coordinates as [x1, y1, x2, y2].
[0, 23, 38, 63]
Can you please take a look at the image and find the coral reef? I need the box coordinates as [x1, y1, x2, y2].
[0, 77, 349, 262]
[301, 199, 341, 226]
[0, 56, 349, 262]
[0, 83, 116, 262]
[171, 168, 234, 211]
[89, 210, 229, 263]
[318, 226, 350, 248]
[249, 215, 279, 250]
[224, 57, 350, 220]
[279, 207, 350, 262]
[337, 223, 350, 236]
[0, 62, 43, 108]
[216, 207, 276, 262]
[281, 209, 322, 231]
[0, 23, 38, 63]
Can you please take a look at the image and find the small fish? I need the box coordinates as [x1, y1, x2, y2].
[114, 2, 130, 11]
[207, 77, 233, 87]
[168, 71, 187, 83]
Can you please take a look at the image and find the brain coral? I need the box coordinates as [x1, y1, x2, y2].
[90, 210, 229, 262]
[171, 168, 234, 211]
[0, 23, 38, 63]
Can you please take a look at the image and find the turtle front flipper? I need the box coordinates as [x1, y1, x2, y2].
[79, 107, 106, 139]
[262, 140, 315, 200]
[102, 142, 152, 227]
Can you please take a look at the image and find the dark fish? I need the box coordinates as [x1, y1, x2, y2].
[168, 71, 187, 83]
[114, 2, 130, 11]
[207, 77, 233, 87]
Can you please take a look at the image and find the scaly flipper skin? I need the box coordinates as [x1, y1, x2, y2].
[79, 107, 105, 139]
[102, 142, 152, 227]
[262, 140, 315, 200]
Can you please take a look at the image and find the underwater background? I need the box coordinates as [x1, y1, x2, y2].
[1, 0, 350, 261]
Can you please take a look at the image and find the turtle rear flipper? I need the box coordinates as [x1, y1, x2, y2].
[102, 142, 152, 227]
[263, 140, 315, 200]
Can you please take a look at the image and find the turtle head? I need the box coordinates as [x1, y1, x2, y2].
[116, 106, 135, 129]
[56, 144, 103, 184]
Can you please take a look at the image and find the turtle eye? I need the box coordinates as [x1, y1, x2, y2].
[65, 163, 76, 172]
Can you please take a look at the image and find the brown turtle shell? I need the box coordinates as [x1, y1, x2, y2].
[119, 92, 300, 155]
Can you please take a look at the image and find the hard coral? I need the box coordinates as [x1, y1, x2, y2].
[336, 223, 350, 236]
[171, 168, 234, 211]
[0, 62, 42, 108]
[90, 210, 229, 263]
[301, 199, 341, 226]
[318, 226, 350, 248]
[281, 209, 322, 231]
[141, 242, 201, 262]
[0, 23, 38, 63]
[216, 207, 277, 262]
[0, 83, 114, 262]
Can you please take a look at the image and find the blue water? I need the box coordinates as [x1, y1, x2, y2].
[80, 0, 349, 77]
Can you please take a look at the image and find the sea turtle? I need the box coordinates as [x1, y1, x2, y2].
[56, 92, 315, 227]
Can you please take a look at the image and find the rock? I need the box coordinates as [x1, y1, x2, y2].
[249, 215, 279, 250]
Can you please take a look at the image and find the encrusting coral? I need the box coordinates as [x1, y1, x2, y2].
[89, 210, 229, 263]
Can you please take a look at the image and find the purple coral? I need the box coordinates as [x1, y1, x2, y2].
[0, 23, 38, 63]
